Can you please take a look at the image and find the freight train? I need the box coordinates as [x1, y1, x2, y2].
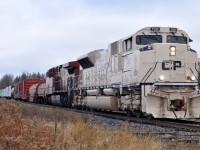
[1, 26, 200, 119]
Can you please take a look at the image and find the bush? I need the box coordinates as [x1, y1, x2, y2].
[0, 99, 165, 150]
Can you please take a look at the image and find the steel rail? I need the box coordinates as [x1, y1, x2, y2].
[16, 100, 200, 132]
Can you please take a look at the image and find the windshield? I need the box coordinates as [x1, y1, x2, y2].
[136, 35, 162, 45]
[167, 35, 187, 44]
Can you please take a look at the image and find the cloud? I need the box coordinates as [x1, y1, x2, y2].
[0, 0, 200, 77]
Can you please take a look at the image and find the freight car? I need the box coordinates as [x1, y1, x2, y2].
[0, 89, 2, 97]
[0, 86, 12, 99]
[0, 89, 3, 98]
[29, 82, 46, 103]
[13, 78, 44, 101]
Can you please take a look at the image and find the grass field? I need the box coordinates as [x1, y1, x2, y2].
[0, 99, 176, 150]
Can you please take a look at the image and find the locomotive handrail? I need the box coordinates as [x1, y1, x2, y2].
[142, 62, 158, 97]
[140, 68, 152, 83]
[194, 63, 200, 84]
[141, 62, 158, 84]
[159, 89, 195, 94]
[68, 77, 79, 92]
[144, 62, 158, 83]
[190, 68, 198, 80]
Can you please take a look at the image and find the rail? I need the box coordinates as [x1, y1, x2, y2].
[17, 100, 200, 132]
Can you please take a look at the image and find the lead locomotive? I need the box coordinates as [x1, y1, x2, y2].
[72, 27, 200, 119]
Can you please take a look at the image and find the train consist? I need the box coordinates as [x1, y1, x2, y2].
[0, 78, 44, 100]
[0, 26, 200, 119]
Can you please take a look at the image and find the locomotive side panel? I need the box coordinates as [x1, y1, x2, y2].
[46, 77, 53, 95]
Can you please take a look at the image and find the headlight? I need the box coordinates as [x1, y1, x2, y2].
[170, 46, 176, 56]
[170, 47, 176, 51]
[159, 75, 165, 81]
[191, 75, 196, 81]
[169, 28, 177, 32]
[147, 45, 152, 50]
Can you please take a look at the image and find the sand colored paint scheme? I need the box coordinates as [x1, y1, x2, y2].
[74, 27, 200, 119]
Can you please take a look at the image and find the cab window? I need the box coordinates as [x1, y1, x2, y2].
[123, 37, 132, 52]
[136, 35, 162, 45]
[167, 35, 187, 44]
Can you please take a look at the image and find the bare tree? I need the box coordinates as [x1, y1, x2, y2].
[0, 74, 14, 89]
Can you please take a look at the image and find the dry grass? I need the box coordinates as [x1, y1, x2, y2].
[0, 99, 168, 150]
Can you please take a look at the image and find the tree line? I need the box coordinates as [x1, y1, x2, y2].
[0, 72, 45, 89]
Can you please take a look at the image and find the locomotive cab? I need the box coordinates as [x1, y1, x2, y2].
[135, 27, 200, 118]
[143, 43, 199, 118]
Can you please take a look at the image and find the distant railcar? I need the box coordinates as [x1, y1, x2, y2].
[0, 89, 3, 97]
[29, 82, 46, 103]
[13, 78, 44, 101]
[13, 82, 23, 99]
[4, 86, 12, 98]
[0, 86, 12, 99]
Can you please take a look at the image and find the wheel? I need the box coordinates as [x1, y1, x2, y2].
[85, 107, 89, 111]
[36, 98, 40, 103]
[126, 110, 132, 117]
[147, 114, 154, 120]
[134, 111, 142, 118]
[60, 96, 67, 107]
[43, 98, 47, 104]
[40, 98, 45, 104]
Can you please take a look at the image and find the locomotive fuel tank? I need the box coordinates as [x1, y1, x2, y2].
[85, 96, 118, 111]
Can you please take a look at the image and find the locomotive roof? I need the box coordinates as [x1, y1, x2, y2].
[121, 26, 192, 42]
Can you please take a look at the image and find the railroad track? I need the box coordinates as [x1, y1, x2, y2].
[16, 99, 200, 133]
[4, 99, 198, 148]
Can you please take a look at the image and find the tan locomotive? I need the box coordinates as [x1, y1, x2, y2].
[73, 27, 200, 119]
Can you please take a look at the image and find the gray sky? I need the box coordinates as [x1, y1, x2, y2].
[0, 0, 200, 77]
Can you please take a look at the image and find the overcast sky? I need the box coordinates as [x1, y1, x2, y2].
[0, 0, 200, 77]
